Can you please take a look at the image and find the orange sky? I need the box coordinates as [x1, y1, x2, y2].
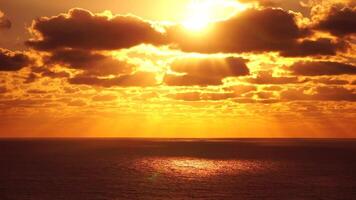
[0, 0, 355, 137]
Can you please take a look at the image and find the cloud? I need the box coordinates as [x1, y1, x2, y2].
[164, 74, 223, 86]
[26, 8, 166, 51]
[315, 6, 356, 36]
[24, 67, 70, 83]
[0, 11, 11, 29]
[0, 99, 49, 108]
[32, 67, 71, 79]
[0, 48, 31, 71]
[225, 85, 257, 94]
[167, 92, 236, 101]
[168, 85, 256, 101]
[244, 71, 303, 84]
[262, 85, 283, 91]
[167, 7, 349, 57]
[43, 48, 156, 87]
[69, 72, 157, 87]
[167, 92, 202, 101]
[280, 38, 348, 57]
[25, 7, 350, 58]
[168, 8, 309, 54]
[255, 91, 275, 99]
[47, 49, 134, 76]
[281, 86, 356, 102]
[305, 77, 350, 85]
[166, 85, 256, 102]
[290, 61, 356, 76]
[167, 89, 277, 102]
[66, 99, 87, 107]
[0, 86, 8, 94]
[171, 57, 249, 78]
[164, 57, 249, 86]
[92, 94, 118, 101]
[238, 0, 280, 7]
[27, 89, 53, 94]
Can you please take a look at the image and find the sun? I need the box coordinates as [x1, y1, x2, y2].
[183, 10, 210, 32]
[182, 0, 247, 32]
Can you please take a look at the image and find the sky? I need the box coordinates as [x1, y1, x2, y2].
[0, 0, 355, 138]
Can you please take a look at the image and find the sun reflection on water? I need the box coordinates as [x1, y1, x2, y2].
[135, 157, 271, 178]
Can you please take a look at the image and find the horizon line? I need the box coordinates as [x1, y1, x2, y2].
[1, 137, 356, 140]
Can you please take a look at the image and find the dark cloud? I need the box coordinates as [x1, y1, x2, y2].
[26, 8, 166, 51]
[0, 11, 11, 29]
[290, 61, 356, 76]
[47, 49, 133, 76]
[0, 48, 31, 71]
[281, 86, 356, 102]
[69, 72, 157, 87]
[280, 38, 348, 57]
[168, 8, 309, 54]
[164, 57, 249, 86]
[316, 7, 356, 36]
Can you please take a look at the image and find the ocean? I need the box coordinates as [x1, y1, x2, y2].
[0, 139, 355, 200]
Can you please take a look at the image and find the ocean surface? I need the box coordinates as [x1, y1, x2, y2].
[0, 139, 356, 200]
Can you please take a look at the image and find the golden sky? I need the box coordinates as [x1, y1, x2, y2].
[0, 0, 355, 137]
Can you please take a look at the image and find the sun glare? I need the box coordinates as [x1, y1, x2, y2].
[182, 0, 247, 32]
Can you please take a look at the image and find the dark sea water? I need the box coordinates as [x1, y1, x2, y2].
[0, 139, 356, 200]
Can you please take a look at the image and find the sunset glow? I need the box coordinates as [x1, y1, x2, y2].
[2, 1, 356, 199]
[0, 0, 355, 138]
